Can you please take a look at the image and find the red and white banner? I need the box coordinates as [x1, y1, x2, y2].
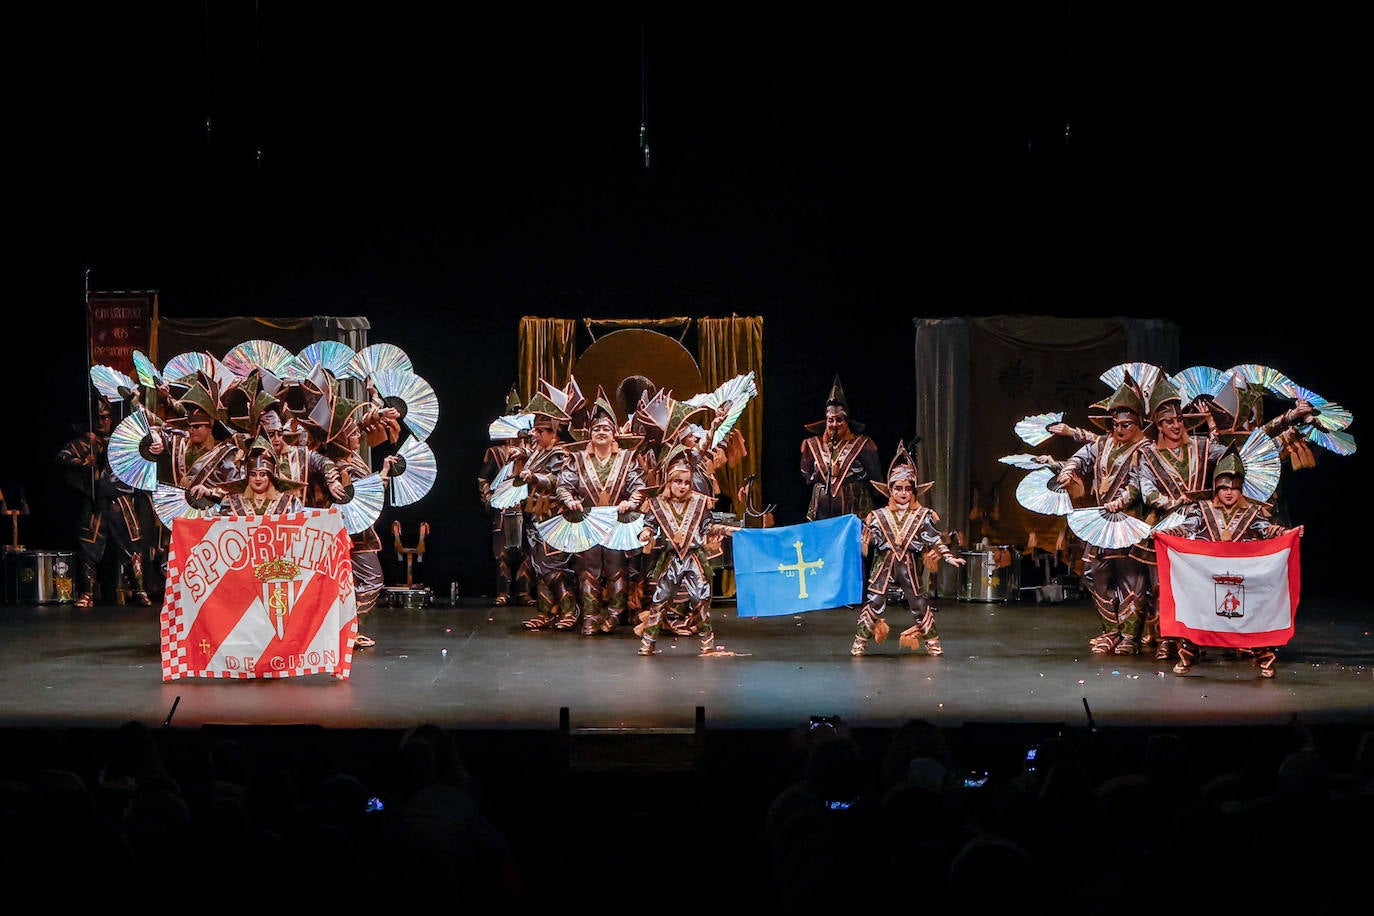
[160, 508, 358, 681]
[1155, 530, 1301, 649]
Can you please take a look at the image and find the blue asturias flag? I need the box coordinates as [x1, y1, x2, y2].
[733, 515, 864, 618]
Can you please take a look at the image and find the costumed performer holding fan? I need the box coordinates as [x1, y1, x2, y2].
[553, 389, 647, 636]
[1043, 378, 1154, 656]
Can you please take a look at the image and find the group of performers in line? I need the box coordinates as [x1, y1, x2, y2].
[482, 364, 1348, 678]
[479, 376, 744, 657]
[807, 365, 1344, 679]
[59, 351, 421, 650]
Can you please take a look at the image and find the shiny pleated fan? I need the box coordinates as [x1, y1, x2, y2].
[1067, 508, 1152, 549]
[389, 438, 437, 507]
[1151, 507, 1189, 534]
[598, 508, 645, 551]
[1015, 468, 1074, 516]
[151, 484, 215, 528]
[163, 351, 234, 389]
[89, 364, 137, 401]
[290, 341, 358, 380]
[999, 454, 1048, 470]
[489, 413, 534, 440]
[684, 371, 759, 450]
[108, 409, 159, 491]
[223, 339, 296, 379]
[537, 509, 617, 554]
[1014, 412, 1063, 447]
[351, 342, 413, 378]
[1305, 426, 1357, 457]
[1272, 380, 1353, 432]
[371, 370, 439, 441]
[488, 460, 528, 510]
[1099, 362, 1161, 394]
[1238, 429, 1282, 502]
[1171, 366, 1232, 405]
[1228, 363, 1292, 394]
[336, 472, 386, 535]
[132, 350, 164, 389]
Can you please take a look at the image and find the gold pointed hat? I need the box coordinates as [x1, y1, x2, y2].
[505, 384, 523, 414]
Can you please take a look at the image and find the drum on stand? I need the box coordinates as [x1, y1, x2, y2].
[957, 546, 1020, 602]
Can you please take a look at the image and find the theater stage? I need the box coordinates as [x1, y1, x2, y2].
[3, 591, 1370, 735]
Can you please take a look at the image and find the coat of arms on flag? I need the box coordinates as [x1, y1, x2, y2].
[160, 508, 358, 680]
[732, 515, 863, 618]
[1155, 530, 1301, 649]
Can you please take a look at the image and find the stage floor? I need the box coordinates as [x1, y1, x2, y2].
[3, 591, 1371, 734]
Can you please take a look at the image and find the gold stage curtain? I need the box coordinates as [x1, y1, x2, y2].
[698, 315, 764, 599]
[516, 317, 578, 404]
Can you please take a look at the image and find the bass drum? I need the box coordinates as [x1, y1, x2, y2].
[958, 547, 1020, 602]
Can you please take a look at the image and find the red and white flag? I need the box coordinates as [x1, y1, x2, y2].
[1155, 530, 1301, 648]
[160, 508, 358, 681]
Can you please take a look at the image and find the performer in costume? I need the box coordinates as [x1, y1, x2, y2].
[314, 392, 401, 650]
[1046, 378, 1154, 656]
[517, 392, 579, 630]
[801, 375, 881, 522]
[554, 388, 647, 636]
[634, 448, 734, 656]
[480, 385, 536, 607]
[850, 443, 965, 658]
[216, 438, 305, 516]
[1155, 449, 1303, 679]
[1134, 375, 1228, 660]
[56, 396, 159, 607]
[148, 377, 242, 507]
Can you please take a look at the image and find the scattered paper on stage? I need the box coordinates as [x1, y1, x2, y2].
[160, 508, 358, 680]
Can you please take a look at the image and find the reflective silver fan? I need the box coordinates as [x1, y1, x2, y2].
[999, 454, 1048, 470]
[684, 371, 759, 450]
[151, 483, 215, 528]
[1171, 366, 1232, 405]
[599, 508, 645, 551]
[389, 437, 437, 507]
[1015, 468, 1074, 516]
[1228, 363, 1292, 395]
[89, 364, 137, 401]
[1151, 507, 1190, 534]
[489, 412, 534, 440]
[108, 408, 159, 491]
[336, 472, 386, 535]
[1306, 426, 1357, 457]
[371, 370, 439, 441]
[1238, 428, 1282, 502]
[351, 342, 413, 378]
[1099, 362, 1161, 395]
[487, 461, 528, 509]
[1067, 508, 1153, 549]
[1014, 412, 1063, 447]
[223, 339, 295, 379]
[132, 350, 164, 389]
[291, 341, 358, 380]
[1271, 379, 1353, 432]
[162, 351, 234, 390]
[537, 509, 617, 554]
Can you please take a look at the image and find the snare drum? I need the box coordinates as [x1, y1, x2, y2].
[958, 547, 1020, 602]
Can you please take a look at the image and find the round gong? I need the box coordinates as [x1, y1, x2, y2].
[573, 329, 704, 416]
